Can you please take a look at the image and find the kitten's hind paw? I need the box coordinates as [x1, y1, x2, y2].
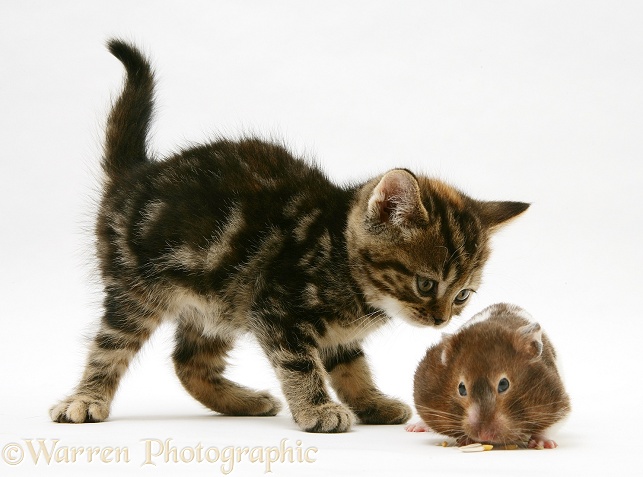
[294, 402, 355, 433]
[50, 395, 110, 423]
[355, 396, 412, 425]
[220, 391, 282, 417]
[250, 391, 282, 416]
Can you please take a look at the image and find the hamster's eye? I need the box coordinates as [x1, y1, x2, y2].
[458, 382, 467, 397]
[416, 276, 436, 296]
[454, 289, 472, 305]
[498, 378, 510, 393]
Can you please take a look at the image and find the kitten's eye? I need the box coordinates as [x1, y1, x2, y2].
[458, 382, 467, 397]
[454, 289, 472, 305]
[498, 378, 510, 393]
[416, 276, 437, 296]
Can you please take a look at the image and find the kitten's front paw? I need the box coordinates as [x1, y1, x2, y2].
[355, 396, 412, 425]
[294, 402, 355, 433]
[50, 395, 110, 423]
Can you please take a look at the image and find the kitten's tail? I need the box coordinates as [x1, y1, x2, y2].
[103, 39, 155, 180]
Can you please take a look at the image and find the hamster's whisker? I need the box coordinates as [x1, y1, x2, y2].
[414, 406, 463, 421]
[506, 398, 571, 420]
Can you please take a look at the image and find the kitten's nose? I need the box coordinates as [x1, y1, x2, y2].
[434, 318, 445, 326]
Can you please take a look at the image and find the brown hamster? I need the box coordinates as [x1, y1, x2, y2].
[410, 303, 571, 448]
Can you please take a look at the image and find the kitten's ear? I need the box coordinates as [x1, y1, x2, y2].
[513, 322, 543, 360]
[477, 201, 530, 231]
[367, 170, 429, 227]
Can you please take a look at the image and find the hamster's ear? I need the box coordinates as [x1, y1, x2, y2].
[440, 345, 449, 366]
[439, 333, 455, 366]
[367, 170, 429, 227]
[514, 322, 543, 359]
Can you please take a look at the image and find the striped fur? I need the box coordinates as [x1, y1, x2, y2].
[50, 40, 529, 433]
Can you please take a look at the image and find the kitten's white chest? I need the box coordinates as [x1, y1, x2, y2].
[317, 314, 387, 347]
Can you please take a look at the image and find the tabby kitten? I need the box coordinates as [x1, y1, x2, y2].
[50, 40, 529, 433]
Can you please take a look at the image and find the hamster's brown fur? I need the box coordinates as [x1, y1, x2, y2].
[413, 303, 571, 448]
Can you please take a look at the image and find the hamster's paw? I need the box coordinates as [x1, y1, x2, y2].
[528, 435, 558, 449]
[294, 402, 355, 433]
[50, 394, 110, 423]
[405, 421, 430, 432]
[456, 436, 479, 447]
[355, 395, 412, 425]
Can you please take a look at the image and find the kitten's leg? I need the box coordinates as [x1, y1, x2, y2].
[256, 326, 354, 433]
[324, 344, 412, 425]
[50, 288, 162, 423]
[173, 321, 281, 416]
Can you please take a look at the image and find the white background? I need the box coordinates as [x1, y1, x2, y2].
[1, 1, 642, 476]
